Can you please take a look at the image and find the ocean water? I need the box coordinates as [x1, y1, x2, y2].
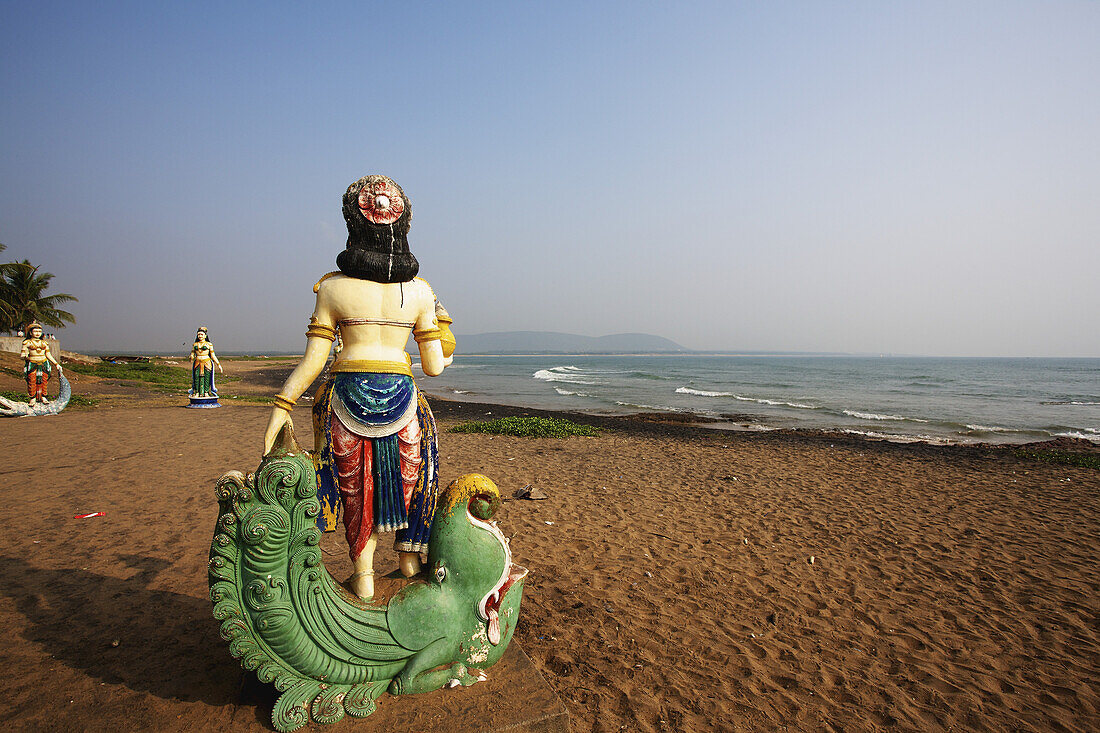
[418, 355, 1100, 445]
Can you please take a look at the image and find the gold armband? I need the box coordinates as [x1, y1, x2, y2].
[306, 320, 337, 341]
[273, 395, 297, 412]
[413, 326, 442, 344]
[434, 302, 452, 326]
[435, 304, 455, 357]
[439, 323, 456, 357]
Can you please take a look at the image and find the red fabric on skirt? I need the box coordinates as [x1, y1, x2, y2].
[27, 371, 48, 400]
[330, 414, 423, 561]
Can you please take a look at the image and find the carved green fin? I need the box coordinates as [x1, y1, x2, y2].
[209, 453, 412, 731]
[209, 456, 527, 730]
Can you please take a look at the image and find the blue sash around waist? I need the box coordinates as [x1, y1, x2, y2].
[332, 373, 415, 423]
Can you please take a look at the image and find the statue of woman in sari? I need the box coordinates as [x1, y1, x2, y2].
[263, 175, 456, 601]
[190, 326, 223, 397]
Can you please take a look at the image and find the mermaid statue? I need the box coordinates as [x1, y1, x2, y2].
[263, 174, 457, 601]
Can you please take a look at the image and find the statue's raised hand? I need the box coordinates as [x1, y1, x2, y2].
[263, 408, 293, 456]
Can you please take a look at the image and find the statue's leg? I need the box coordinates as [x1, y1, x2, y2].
[396, 417, 424, 578]
[39, 372, 49, 403]
[26, 371, 35, 403]
[398, 553, 421, 578]
[332, 416, 376, 599]
[395, 396, 439, 577]
[348, 533, 377, 599]
[389, 638, 480, 696]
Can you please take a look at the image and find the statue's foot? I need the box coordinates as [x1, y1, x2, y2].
[398, 552, 422, 578]
[445, 663, 488, 688]
[348, 569, 374, 600]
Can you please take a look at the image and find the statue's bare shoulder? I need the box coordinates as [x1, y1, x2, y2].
[412, 276, 437, 304]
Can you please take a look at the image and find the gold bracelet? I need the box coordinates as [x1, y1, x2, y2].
[306, 321, 337, 341]
[413, 327, 442, 343]
[273, 394, 296, 412]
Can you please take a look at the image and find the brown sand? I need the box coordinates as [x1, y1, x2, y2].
[0, 357, 1098, 731]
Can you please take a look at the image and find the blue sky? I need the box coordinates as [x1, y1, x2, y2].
[2, 1, 1097, 356]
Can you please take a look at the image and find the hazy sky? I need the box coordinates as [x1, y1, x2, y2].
[2, 1, 1097, 356]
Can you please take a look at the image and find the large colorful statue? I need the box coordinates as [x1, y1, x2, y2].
[210, 433, 526, 731]
[21, 322, 61, 404]
[0, 322, 72, 417]
[263, 175, 456, 601]
[211, 175, 522, 730]
[190, 326, 222, 396]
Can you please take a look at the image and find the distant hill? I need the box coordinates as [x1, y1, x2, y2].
[453, 331, 687, 354]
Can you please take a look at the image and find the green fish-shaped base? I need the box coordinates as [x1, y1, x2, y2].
[209, 426, 527, 731]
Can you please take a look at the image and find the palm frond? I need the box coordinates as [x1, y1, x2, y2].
[0, 255, 77, 333]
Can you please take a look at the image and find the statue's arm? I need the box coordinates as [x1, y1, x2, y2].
[209, 346, 223, 372]
[263, 290, 336, 454]
[418, 339, 447, 377]
[413, 282, 449, 377]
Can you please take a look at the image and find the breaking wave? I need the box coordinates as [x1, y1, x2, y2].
[675, 386, 816, 409]
[841, 429, 950, 444]
[742, 396, 817, 409]
[844, 410, 929, 423]
[1052, 430, 1100, 442]
[676, 387, 731, 397]
[614, 400, 686, 413]
[533, 366, 597, 385]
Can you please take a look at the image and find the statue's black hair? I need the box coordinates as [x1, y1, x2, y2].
[336, 175, 419, 283]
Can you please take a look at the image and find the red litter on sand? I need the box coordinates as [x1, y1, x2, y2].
[74, 512, 106, 519]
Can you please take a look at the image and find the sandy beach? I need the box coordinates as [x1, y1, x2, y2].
[0, 356, 1098, 731]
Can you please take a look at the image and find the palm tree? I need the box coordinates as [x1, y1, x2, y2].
[0, 244, 18, 329]
[0, 245, 78, 334]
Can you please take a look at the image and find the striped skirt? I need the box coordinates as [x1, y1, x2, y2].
[312, 373, 439, 557]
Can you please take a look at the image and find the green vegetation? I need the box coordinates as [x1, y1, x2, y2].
[449, 415, 599, 438]
[1013, 447, 1100, 470]
[0, 389, 97, 407]
[65, 361, 192, 390]
[1, 243, 78, 333]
